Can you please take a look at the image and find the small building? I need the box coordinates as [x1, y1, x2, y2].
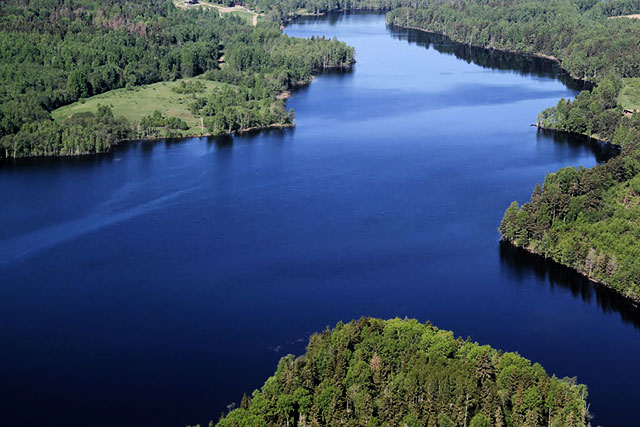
[185, 0, 199, 4]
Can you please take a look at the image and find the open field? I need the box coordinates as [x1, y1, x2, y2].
[618, 78, 640, 111]
[52, 78, 223, 135]
[174, 0, 260, 25]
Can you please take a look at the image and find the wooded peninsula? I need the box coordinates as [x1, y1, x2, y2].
[0, 0, 354, 158]
[216, 318, 589, 427]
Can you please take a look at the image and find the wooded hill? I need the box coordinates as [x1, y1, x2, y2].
[217, 318, 589, 427]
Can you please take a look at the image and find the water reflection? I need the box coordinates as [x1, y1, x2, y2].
[0, 148, 117, 170]
[388, 25, 591, 92]
[499, 241, 640, 330]
[535, 128, 620, 163]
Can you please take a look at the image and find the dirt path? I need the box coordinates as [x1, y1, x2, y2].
[608, 14, 640, 19]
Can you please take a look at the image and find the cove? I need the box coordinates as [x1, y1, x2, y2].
[0, 12, 637, 427]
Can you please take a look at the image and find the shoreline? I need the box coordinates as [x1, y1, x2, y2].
[0, 122, 297, 161]
[502, 239, 640, 305]
[385, 19, 639, 307]
[390, 18, 640, 307]
[1, 69, 348, 161]
[388, 22, 591, 84]
[531, 123, 621, 149]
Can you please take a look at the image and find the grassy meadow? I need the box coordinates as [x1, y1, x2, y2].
[618, 78, 640, 111]
[52, 78, 223, 136]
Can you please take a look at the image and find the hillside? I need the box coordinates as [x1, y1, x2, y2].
[217, 318, 589, 427]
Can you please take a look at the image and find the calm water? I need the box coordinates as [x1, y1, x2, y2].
[1, 13, 637, 427]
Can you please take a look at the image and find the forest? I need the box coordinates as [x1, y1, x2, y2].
[216, 318, 589, 427]
[500, 73, 640, 301]
[0, 0, 353, 158]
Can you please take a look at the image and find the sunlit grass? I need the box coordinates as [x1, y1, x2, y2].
[618, 77, 640, 111]
[52, 77, 224, 135]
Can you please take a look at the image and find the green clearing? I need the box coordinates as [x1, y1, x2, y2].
[618, 77, 640, 111]
[229, 9, 255, 24]
[52, 77, 223, 135]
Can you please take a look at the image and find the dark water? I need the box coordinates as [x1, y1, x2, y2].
[0, 13, 636, 427]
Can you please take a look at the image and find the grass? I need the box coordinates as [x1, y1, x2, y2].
[52, 77, 223, 136]
[229, 9, 255, 24]
[618, 78, 640, 111]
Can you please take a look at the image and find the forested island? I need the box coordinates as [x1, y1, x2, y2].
[215, 318, 589, 427]
[0, 0, 354, 158]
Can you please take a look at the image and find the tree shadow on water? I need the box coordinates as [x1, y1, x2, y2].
[536, 128, 620, 164]
[499, 241, 640, 330]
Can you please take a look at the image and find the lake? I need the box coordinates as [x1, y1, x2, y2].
[0, 12, 637, 427]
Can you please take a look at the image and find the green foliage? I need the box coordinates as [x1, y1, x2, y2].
[0, 105, 130, 157]
[536, 74, 631, 142]
[218, 318, 589, 427]
[469, 413, 491, 427]
[500, 145, 640, 301]
[138, 110, 190, 138]
[172, 80, 207, 95]
[240, 0, 633, 77]
[0, 0, 354, 158]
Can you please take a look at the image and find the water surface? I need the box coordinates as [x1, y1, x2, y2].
[0, 13, 636, 427]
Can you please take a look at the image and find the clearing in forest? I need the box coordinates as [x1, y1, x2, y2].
[618, 78, 640, 112]
[52, 78, 224, 135]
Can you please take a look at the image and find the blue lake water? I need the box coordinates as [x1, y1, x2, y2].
[0, 13, 637, 427]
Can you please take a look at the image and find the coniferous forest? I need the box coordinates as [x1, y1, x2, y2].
[218, 318, 589, 427]
[0, 0, 354, 158]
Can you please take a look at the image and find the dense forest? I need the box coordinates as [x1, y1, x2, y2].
[535, 75, 635, 143]
[216, 318, 589, 427]
[0, 0, 354, 158]
[500, 73, 640, 301]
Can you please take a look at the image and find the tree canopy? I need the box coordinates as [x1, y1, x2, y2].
[217, 318, 589, 427]
[0, 0, 354, 158]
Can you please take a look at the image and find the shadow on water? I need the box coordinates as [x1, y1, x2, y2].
[0, 126, 299, 170]
[233, 125, 295, 142]
[387, 24, 592, 92]
[499, 241, 640, 330]
[0, 148, 118, 170]
[536, 128, 620, 164]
